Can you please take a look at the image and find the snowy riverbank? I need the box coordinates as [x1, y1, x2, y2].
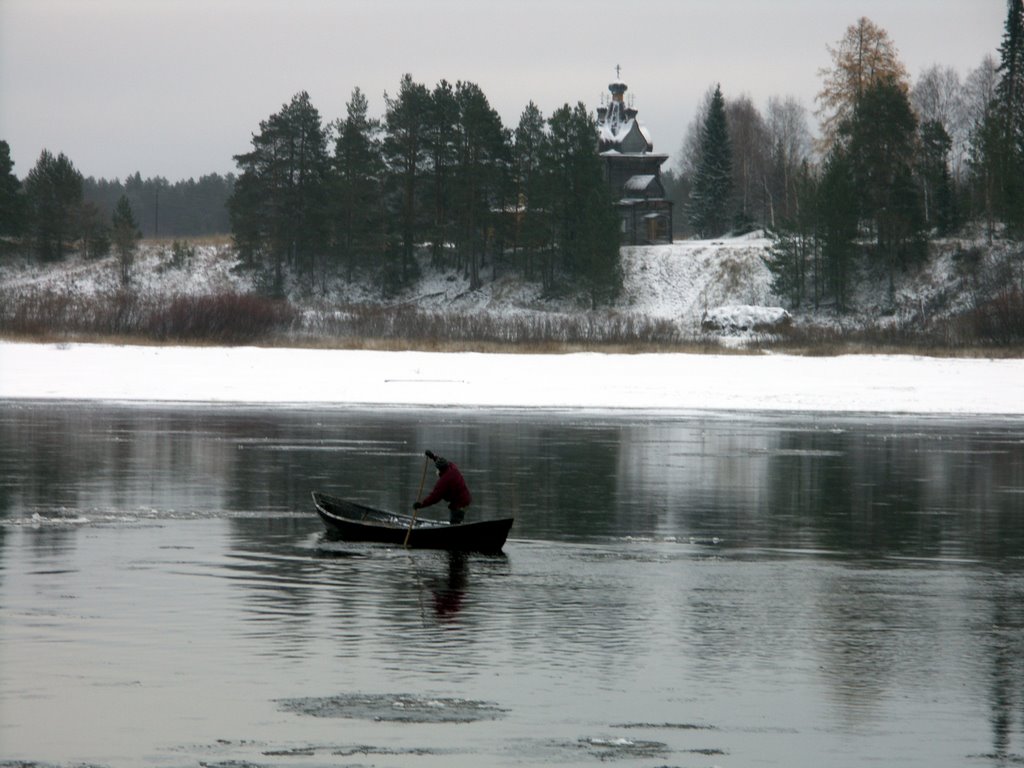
[1, 341, 1022, 416]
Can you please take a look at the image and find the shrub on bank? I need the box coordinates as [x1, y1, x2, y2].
[0, 288, 295, 344]
[146, 293, 295, 343]
[2, 283, 1023, 353]
[299, 304, 686, 349]
[965, 288, 1024, 346]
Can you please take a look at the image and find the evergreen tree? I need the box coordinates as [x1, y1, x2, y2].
[382, 74, 432, 292]
[967, 56, 1002, 235]
[332, 87, 383, 281]
[78, 201, 110, 260]
[819, 147, 859, 312]
[993, 0, 1024, 232]
[688, 84, 733, 238]
[0, 140, 26, 237]
[451, 80, 508, 288]
[543, 103, 621, 303]
[843, 76, 925, 293]
[768, 230, 805, 307]
[512, 101, 548, 278]
[425, 80, 459, 268]
[24, 149, 83, 261]
[767, 163, 820, 310]
[231, 91, 330, 294]
[918, 119, 957, 234]
[111, 194, 140, 286]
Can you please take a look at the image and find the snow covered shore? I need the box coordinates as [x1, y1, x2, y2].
[1, 341, 1022, 416]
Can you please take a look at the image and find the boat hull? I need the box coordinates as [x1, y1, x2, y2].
[311, 492, 513, 553]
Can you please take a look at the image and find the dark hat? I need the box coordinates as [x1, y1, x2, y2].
[434, 457, 450, 471]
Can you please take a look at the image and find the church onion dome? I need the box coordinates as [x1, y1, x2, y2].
[596, 68, 654, 153]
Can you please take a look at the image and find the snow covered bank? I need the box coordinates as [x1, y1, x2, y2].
[1, 341, 1022, 416]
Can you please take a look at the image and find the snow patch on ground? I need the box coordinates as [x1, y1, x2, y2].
[702, 305, 791, 332]
[1, 230, 1019, 341]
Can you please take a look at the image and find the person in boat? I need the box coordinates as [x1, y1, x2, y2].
[413, 450, 472, 525]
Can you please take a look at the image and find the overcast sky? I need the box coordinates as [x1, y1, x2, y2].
[0, 0, 1007, 183]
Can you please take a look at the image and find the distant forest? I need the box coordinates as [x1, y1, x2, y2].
[83, 173, 234, 238]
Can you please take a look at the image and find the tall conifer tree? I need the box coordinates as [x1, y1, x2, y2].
[332, 87, 383, 281]
[382, 74, 432, 291]
[993, 0, 1024, 231]
[24, 149, 83, 262]
[231, 91, 330, 294]
[512, 101, 547, 278]
[0, 140, 25, 237]
[688, 84, 733, 238]
[111, 195, 140, 286]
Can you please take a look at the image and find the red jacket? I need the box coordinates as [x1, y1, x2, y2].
[421, 463, 472, 509]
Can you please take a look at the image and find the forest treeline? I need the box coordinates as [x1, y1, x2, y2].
[229, 79, 620, 303]
[670, 7, 1024, 313]
[1, 6, 1023, 317]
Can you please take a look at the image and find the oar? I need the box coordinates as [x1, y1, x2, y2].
[404, 455, 429, 548]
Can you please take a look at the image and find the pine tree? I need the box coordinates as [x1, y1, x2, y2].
[425, 80, 459, 268]
[819, 147, 859, 312]
[451, 80, 508, 289]
[332, 87, 383, 281]
[24, 149, 83, 262]
[918, 120, 957, 234]
[844, 75, 923, 287]
[687, 84, 733, 238]
[768, 230, 805, 307]
[0, 140, 25, 237]
[993, 0, 1024, 232]
[231, 91, 330, 294]
[542, 103, 620, 303]
[512, 101, 547, 278]
[111, 195, 140, 286]
[382, 74, 432, 292]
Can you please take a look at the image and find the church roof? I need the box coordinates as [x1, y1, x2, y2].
[624, 174, 658, 192]
[598, 118, 653, 153]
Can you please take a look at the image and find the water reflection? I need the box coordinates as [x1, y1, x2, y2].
[431, 551, 468, 620]
[3, 403, 1023, 562]
[2, 402, 1024, 766]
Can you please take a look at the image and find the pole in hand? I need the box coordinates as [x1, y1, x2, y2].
[405, 454, 429, 548]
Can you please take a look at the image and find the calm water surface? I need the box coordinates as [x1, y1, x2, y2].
[1, 401, 1023, 768]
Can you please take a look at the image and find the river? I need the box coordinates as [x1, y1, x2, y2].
[1, 401, 1022, 767]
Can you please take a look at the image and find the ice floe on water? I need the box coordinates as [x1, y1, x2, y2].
[578, 736, 670, 760]
[276, 692, 507, 723]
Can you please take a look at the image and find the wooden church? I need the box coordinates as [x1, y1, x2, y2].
[596, 69, 673, 244]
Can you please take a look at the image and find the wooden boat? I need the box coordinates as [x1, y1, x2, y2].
[311, 491, 513, 553]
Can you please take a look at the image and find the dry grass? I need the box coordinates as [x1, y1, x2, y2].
[1, 284, 1022, 357]
[0, 288, 294, 344]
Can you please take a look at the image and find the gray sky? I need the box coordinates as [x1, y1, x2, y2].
[0, 0, 1006, 182]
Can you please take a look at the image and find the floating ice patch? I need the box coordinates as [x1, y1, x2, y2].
[277, 693, 507, 723]
[24, 510, 92, 526]
[579, 736, 668, 759]
[612, 721, 717, 730]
